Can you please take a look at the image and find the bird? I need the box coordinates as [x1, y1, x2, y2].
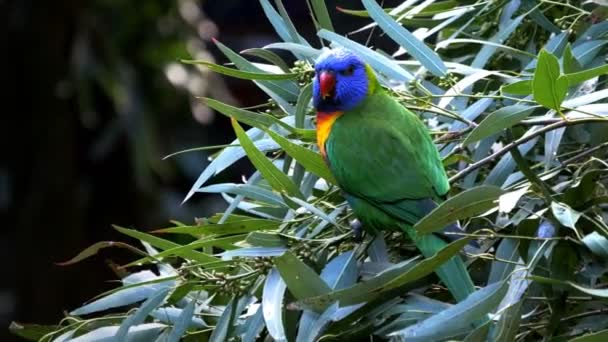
[312, 48, 474, 302]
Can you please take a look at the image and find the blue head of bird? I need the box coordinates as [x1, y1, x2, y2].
[313, 48, 370, 112]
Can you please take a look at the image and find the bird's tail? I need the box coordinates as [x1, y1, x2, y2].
[403, 225, 475, 302]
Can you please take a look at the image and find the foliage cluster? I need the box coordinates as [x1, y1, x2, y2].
[11, 0, 608, 341]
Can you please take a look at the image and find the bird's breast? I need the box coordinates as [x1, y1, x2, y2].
[316, 111, 343, 158]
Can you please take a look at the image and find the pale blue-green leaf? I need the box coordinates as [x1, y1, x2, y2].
[563, 89, 608, 108]
[198, 183, 286, 207]
[391, 282, 507, 341]
[52, 329, 75, 342]
[219, 247, 287, 260]
[220, 193, 284, 220]
[320, 251, 358, 290]
[115, 288, 169, 340]
[150, 307, 206, 328]
[488, 239, 520, 284]
[572, 40, 608, 67]
[284, 195, 336, 225]
[362, 0, 446, 76]
[318, 30, 414, 82]
[265, 43, 322, 59]
[525, 0, 561, 33]
[166, 298, 196, 342]
[258, 0, 310, 47]
[551, 201, 582, 230]
[301, 303, 340, 342]
[263, 268, 287, 341]
[576, 21, 608, 44]
[463, 135, 496, 187]
[209, 299, 236, 342]
[582, 232, 608, 259]
[71, 271, 175, 315]
[184, 134, 278, 203]
[484, 135, 538, 187]
[472, 15, 524, 69]
[243, 304, 265, 342]
[489, 300, 523, 342]
[69, 323, 166, 342]
[498, 0, 520, 30]
[524, 31, 569, 70]
[376, 294, 452, 335]
[368, 234, 389, 263]
[544, 127, 565, 170]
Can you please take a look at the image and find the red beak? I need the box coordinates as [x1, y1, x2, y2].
[319, 71, 336, 100]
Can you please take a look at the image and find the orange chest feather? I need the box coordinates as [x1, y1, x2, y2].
[316, 111, 343, 158]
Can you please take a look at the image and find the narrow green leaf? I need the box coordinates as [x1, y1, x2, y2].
[295, 82, 312, 128]
[241, 48, 291, 72]
[232, 118, 304, 198]
[565, 64, 608, 87]
[275, 251, 332, 300]
[530, 276, 608, 297]
[246, 231, 287, 247]
[414, 186, 504, 234]
[362, 0, 447, 76]
[9, 322, 57, 341]
[205, 97, 315, 141]
[123, 236, 244, 268]
[113, 226, 217, 264]
[153, 219, 281, 236]
[265, 129, 336, 184]
[310, 0, 334, 31]
[213, 38, 298, 104]
[500, 80, 532, 95]
[463, 105, 536, 146]
[56, 241, 143, 266]
[533, 49, 568, 111]
[265, 42, 321, 59]
[337, 1, 459, 18]
[563, 43, 581, 74]
[183, 59, 297, 80]
[296, 238, 471, 311]
[569, 329, 608, 341]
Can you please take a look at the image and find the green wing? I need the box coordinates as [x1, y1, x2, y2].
[326, 91, 449, 213]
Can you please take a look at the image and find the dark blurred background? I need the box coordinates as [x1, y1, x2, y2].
[0, 0, 388, 340]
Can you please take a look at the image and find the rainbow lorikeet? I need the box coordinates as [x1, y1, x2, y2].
[312, 48, 474, 302]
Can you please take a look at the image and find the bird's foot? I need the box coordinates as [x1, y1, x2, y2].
[350, 219, 364, 242]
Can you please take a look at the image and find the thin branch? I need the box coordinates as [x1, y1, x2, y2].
[449, 118, 608, 184]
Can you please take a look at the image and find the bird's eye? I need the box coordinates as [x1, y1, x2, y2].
[340, 65, 355, 76]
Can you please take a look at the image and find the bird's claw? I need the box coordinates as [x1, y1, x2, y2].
[350, 219, 364, 242]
